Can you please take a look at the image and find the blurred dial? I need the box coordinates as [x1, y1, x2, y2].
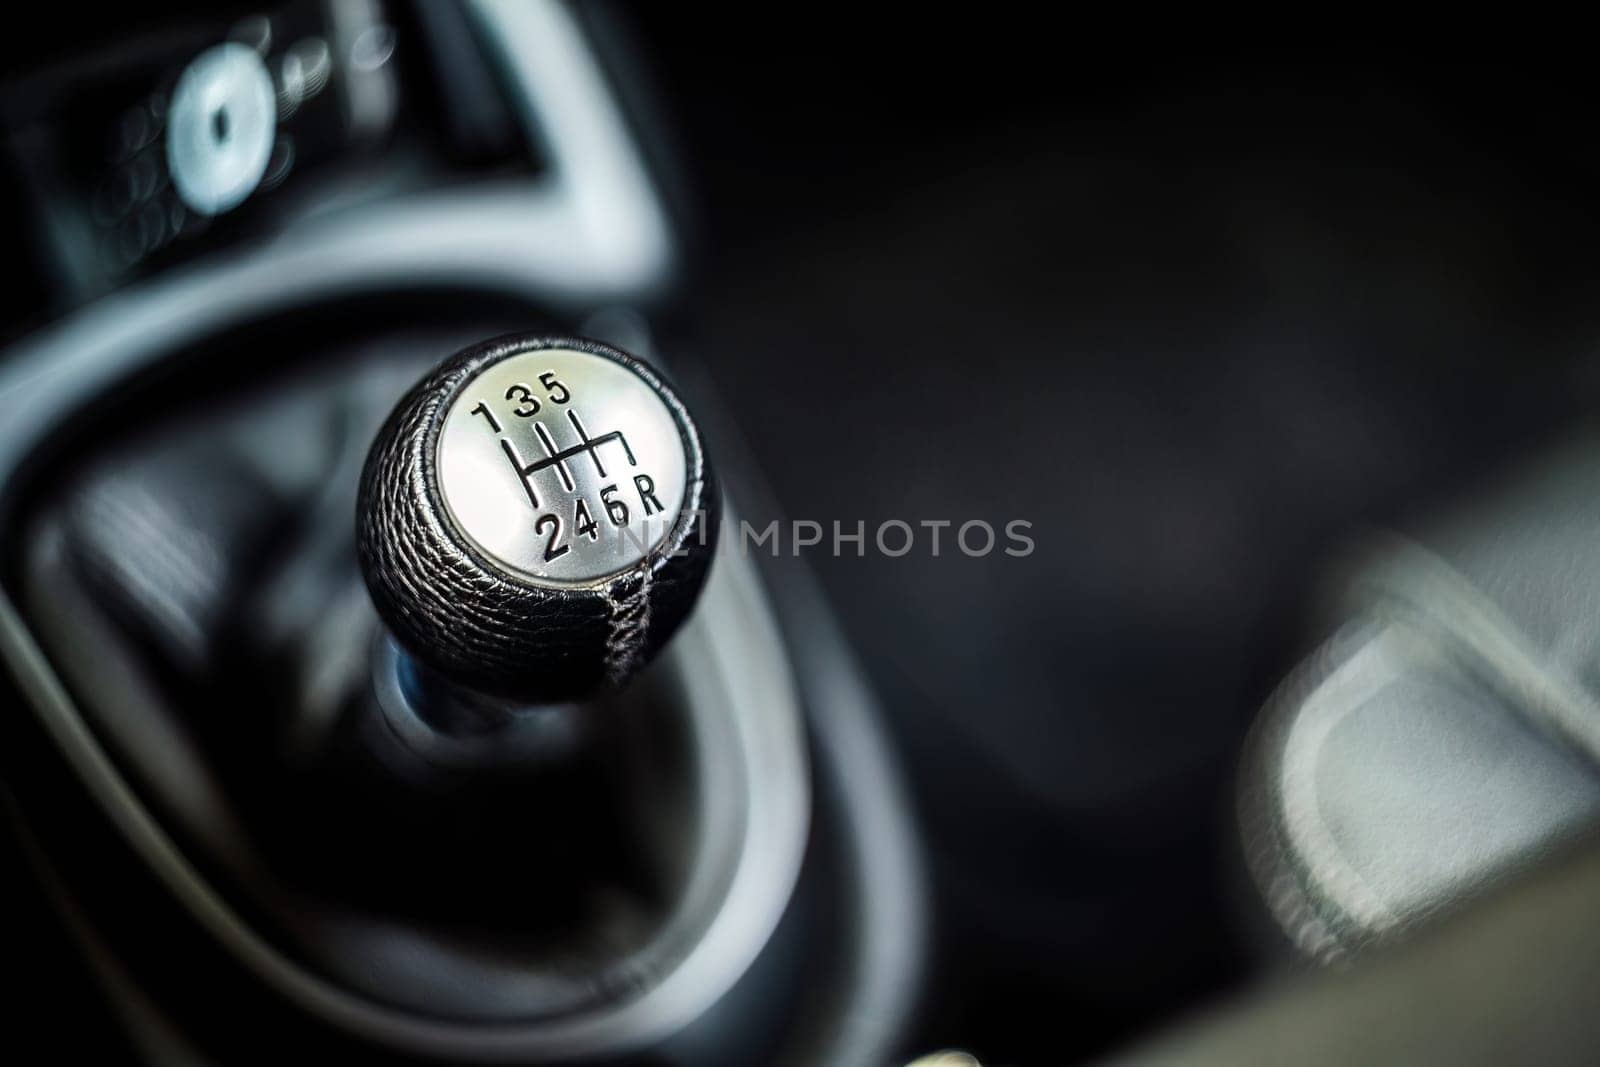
[165, 42, 276, 216]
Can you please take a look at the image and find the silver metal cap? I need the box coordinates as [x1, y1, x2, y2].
[435, 346, 689, 585]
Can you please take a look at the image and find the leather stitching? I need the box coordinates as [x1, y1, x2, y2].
[603, 569, 653, 685]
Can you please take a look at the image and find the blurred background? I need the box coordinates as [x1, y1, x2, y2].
[623, 20, 1600, 1061]
[5, 6, 1600, 1064]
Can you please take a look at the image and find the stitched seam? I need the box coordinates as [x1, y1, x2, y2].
[603, 570, 652, 685]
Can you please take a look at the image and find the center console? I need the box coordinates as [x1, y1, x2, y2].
[0, 4, 924, 1063]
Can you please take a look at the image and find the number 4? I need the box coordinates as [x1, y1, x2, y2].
[574, 499, 599, 541]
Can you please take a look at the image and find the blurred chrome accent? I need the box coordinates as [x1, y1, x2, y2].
[165, 43, 276, 216]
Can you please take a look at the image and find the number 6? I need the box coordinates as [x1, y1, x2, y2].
[600, 483, 629, 526]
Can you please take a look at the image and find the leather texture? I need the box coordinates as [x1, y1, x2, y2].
[5, 309, 917, 1064]
[358, 334, 719, 702]
[16, 326, 721, 1024]
[1240, 433, 1600, 961]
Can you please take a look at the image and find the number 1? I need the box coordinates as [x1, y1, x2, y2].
[470, 401, 502, 434]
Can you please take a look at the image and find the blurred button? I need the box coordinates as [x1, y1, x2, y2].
[259, 136, 294, 193]
[114, 105, 153, 160]
[126, 153, 159, 202]
[350, 24, 397, 72]
[229, 14, 273, 55]
[277, 38, 332, 119]
[165, 42, 277, 216]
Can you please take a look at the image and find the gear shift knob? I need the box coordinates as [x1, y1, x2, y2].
[357, 334, 718, 703]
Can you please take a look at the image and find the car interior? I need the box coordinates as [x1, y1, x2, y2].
[5, 6, 1600, 1065]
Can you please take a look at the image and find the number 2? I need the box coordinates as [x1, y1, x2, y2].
[535, 513, 569, 561]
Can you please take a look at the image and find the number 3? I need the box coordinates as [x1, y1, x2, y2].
[504, 383, 540, 417]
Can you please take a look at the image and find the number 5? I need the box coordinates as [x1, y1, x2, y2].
[539, 371, 571, 405]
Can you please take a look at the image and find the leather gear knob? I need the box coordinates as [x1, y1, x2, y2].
[357, 334, 719, 702]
